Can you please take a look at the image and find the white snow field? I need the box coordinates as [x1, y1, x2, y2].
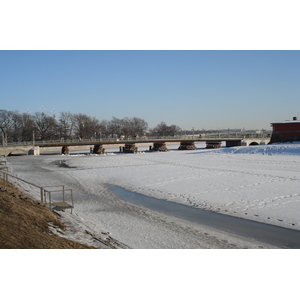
[6, 142, 300, 249]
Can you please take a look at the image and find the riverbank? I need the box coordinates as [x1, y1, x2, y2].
[0, 177, 127, 249]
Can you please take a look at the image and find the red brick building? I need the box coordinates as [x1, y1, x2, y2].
[269, 117, 300, 143]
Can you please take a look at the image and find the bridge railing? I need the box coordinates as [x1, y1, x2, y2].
[2, 136, 185, 147]
[196, 133, 270, 139]
[1, 133, 270, 147]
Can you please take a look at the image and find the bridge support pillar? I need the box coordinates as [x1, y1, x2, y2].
[152, 142, 168, 151]
[28, 146, 40, 155]
[62, 146, 70, 155]
[123, 143, 137, 153]
[178, 141, 197, 150]
[206, 141, 222, 149]
[226, 140, 242, 147]
[93, 144, 105, 154]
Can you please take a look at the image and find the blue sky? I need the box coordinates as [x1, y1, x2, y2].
[1, 50, 299, 130]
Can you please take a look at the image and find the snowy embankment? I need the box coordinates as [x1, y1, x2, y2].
[7, 142, 300, 248]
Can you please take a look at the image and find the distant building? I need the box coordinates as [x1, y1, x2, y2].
[269, 117, 300, 143]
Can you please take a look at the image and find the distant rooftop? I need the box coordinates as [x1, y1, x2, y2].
[271, 117, 300, 124]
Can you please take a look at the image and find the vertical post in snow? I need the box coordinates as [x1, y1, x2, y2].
[71, 189, 73, 214]
[40, 187, 44, 205]
[4, 172, 7, 190]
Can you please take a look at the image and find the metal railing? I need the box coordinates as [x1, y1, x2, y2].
[42, 185, 74, 214]
[0, 169, 74, 213]
[0, 158, 8, 171]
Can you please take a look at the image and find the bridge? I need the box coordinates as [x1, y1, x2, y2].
[0, 133, 270, 156]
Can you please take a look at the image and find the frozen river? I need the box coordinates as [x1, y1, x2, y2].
[6, 143, 300, 248]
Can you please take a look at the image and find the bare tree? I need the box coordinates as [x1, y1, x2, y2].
[108, 117, 123, 138]
[34, 112, 59, 140]
[0, 109, 181, 143]
[98, 120, 110, 138]
[6, 112, 22, 142]
[129, 117, 148, 137]
[107, 117, 148, 138]
[20, 112, 35, 141]
[168, 124, 181, 136]
[8, 112, 36, 142]
[0, 110, 15, 144]
[150, 122, 181, 137]
[59, 112, 76, 139]
[120, 117, 131, 138]
[74, 113, 100, 139]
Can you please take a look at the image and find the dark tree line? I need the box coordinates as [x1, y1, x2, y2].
[149, 122, 181, 137]
[0, 109, 182, 143]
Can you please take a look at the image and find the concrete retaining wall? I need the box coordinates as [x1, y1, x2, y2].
[0, 146, 40, 156]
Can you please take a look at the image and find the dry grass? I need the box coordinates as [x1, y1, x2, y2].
[0, 177, 95, 249]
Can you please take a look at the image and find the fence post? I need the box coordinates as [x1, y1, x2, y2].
[4, 173, 8, 190]
[40, 187, 44, 205]
[70, 189, 73, 214]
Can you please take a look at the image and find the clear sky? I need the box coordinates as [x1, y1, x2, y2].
[1, 50, 299, 131]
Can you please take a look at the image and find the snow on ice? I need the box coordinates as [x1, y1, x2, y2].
[6, 142, 300, 249]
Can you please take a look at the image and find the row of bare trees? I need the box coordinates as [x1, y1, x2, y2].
[149, 122, 181, 137]
[0, 110, 181, 143]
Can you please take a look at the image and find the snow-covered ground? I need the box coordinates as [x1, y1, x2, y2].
[6, 142, 300, 248]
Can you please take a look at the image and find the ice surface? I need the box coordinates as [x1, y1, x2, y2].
[6, 143, 300, 248]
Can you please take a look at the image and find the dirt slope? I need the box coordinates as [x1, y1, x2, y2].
[0, 178, 95, 249]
